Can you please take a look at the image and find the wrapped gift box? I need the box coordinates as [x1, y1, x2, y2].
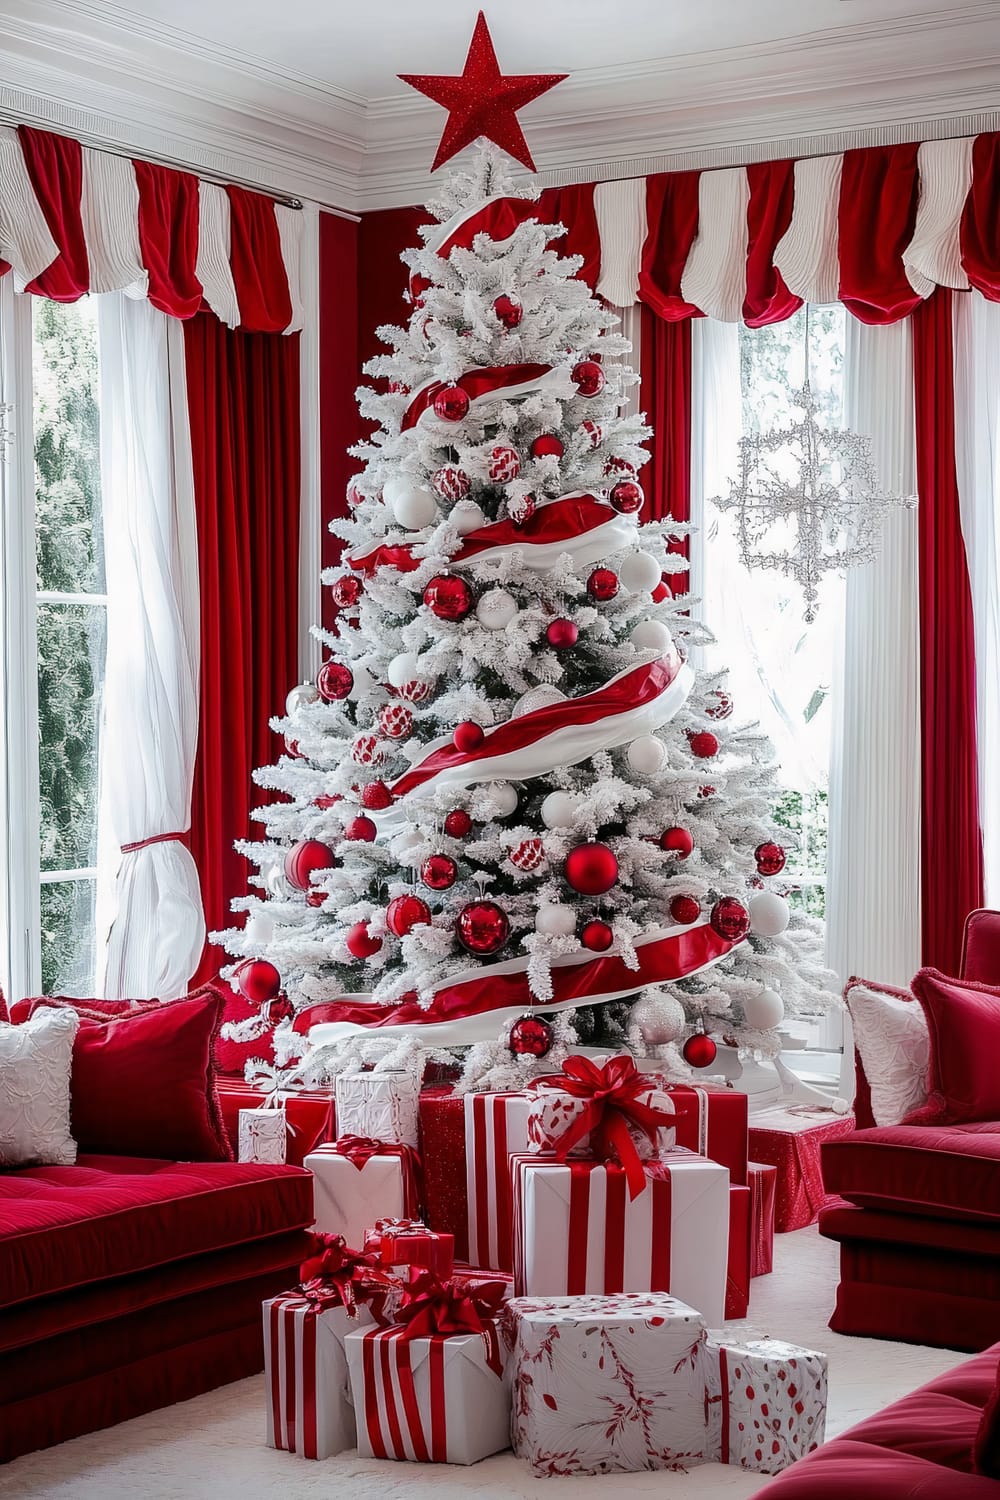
[503, 1291, 708, 1476]
[525, 1066, 675, 1162]
[464, 1090, 532, 1273]
[306, 1141, 421, 1248]
[748, 1161, 777, 1275]
[748, 1106, 855, 1232]
[667, 1084, 748, 1186]
[364, 1220, 454, 1281]
[263, 1290, 375, 1459]
[216, 1078, 334, 1167]
[238, 1105, 286, 1164]
[702, 1335, 828, 1474]
[512, 1148, 730, 1325]
[344, 1324, 510, 1464]
[336, 1070, 420, 1147]
[725, 1184, 751, 1321]
[418, 1088, 469, 1255]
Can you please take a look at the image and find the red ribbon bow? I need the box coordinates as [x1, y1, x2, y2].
[530, 1053, 673, 1199]
[332, 1137, 425, 1218]
[395, 1271, 508, 1376]
[333, 1134, 391, 1168]
[298, 1233, 399, 1319]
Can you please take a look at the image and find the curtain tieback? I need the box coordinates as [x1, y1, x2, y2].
[120, 831, 187, 854]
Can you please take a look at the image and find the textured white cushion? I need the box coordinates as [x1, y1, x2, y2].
[0, 1007, 79, 1165]
[845, 980, 929, 1127]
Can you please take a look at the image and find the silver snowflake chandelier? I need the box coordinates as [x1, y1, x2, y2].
[713, 317, 916, 621]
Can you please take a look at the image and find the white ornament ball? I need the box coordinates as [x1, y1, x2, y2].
[513, 685, 566, 718]
[748, 891, 791, 937]
[631, 619, 674, 654]
[476, 588, 517, 630]
[540, 790, 579, 829]
[451, 499, 485, 535]
[388, 652, 421, 689]
[627, 735, 667, 775]
[630, 992, 687, 1046]
[743, 987, 785, 1030]
[535, 903, 577, 937]
[381, 475, 409, 508]
[619, 551, 663, 594]
[285, 681, 318, 715]
[490, 781, 519, 817]
[392, 484, 438, 531]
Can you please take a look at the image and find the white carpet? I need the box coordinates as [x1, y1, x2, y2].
[0, 1227, 966, 1499]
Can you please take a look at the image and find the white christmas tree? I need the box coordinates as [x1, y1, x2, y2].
[218, 142, 835, 1082]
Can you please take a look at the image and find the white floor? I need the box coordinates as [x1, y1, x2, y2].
[0, 1227, 966, 1500]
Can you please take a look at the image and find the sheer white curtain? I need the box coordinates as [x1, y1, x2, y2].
[953, 291, 1000, 908]
[690, 318, 741, 664]
[827, 317, 921, 990]
[96, 293, 205, 998]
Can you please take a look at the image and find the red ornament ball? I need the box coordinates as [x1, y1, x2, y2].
[331, 575, 362, 609]
[262, 993, 295, 1026]
[651, 579, 672, 604]
[546, 618, 579, 650]
[346, 921, 382, 959]
[688, 730, 719, 759]
[565, 842, 619, 895]
[488, 445, 521, 483]
[669, 894, 702, 925]
[531, 433, 564, 460]
[608, 479, 644, 515]
[236, 958, 281, 1005]
[661, 826, 695, 858]
[453, 721, 485, 753]
[572, 359, 606, 397]
[509, 837, 546, 872]
[378, 703, 413, 740]
[444, 808, 473, 838]
[508, 1014, 554, 1058]
[360, 780, 393, 810]
[424, 574, 473, 621]
[711, 896, 751, 942]
[344, 815, 377, 843]
[386, 894, 432, 937]
[457, 901, 510, 955]
[581, 919, 614, 952]
[683, 1032, 718, 1069]
[351, 734, 384, 766]
[587, 567, 619, 602]
[493, 293, 523, 329]
[284, 839, 336, 891]
[706, 690, 733, 720]
[421, 853, 458, 891]
[755, 841, 787, 876]
[431, 465, 471, 501]
[316, 660, 353, 702]
[433, 385, 469, 422]
[581, 419, 603, 448]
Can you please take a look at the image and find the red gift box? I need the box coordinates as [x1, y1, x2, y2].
[418, 1089, 469, 1257]
[217, 1078, 335, 1167]
[748, 1161, 777, 1275]
[725, 1183, 751, 1320]
[372, 1225, 455, 1281]
[748, 1107, 855, 1232]
[667, 1084, 748, 1186]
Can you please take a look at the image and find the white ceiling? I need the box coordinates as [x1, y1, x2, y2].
[2, 0, 999, 210]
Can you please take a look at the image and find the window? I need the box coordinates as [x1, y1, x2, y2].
[1, 286, 106, 1003]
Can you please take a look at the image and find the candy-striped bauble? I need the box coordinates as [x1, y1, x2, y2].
[397, 679, 434, 703]
[509, 837, 546, 872]
[378, 703, 413, 740]
[706, 689, 733, 720]
[487, 445, 521, 483]
[431, 465, 471, 500]
[581, 419, 603, 448]
[351, 735, 384, 766]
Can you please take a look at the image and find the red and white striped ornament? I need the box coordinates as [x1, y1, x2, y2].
[604, 455, 636, 477]
[581, 419, 603, 449]
[431, 465, 471, 501]
[508, 837, 546, 873]
[378, 703, 413, 740]
[488, 445, 521, 483]
[351, 735, 385, 766]
[396, 679, 434, 704]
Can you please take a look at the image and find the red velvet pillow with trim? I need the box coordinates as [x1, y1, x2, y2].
[905, 968, 1000, 1126]
[972, 1360, 1000, 1476]
[33, 989, 232, 1161]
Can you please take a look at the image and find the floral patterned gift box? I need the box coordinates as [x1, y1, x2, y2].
[702, 1334, 828, 1474]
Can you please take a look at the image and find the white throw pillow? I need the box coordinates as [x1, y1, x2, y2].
[0, 1006, 79, 1166]
[845, 980, 929, 1127]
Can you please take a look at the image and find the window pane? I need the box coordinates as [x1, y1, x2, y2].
[33, 297, 104, 595]
[37, 601, 105, 873]
[40, 878, 97, 995]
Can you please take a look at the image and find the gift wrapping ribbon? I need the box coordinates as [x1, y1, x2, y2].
[529, 1054, 675, 1199]
[297, 1232, 402, 1323]
[268, 1293, 324, 1458]
[395, 1271, 507, 1377]
[410, 192, 547, 302]
[703, 1346, 732, 1464]
[400, 362, 560, 431]
[324, 1136, 424, 1219]
[468, 1091, 524, 1274]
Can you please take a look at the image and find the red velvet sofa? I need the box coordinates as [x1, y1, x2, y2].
[757, 1343, 1000, 1496]
[820, 909, 1000, 1351]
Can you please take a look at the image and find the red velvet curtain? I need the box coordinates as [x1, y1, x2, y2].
[184, 314, 301, 982]
[639, 306, 692, 594]
[912, 289, 984, 972]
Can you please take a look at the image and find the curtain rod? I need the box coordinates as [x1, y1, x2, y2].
[0, 107, 362, 221]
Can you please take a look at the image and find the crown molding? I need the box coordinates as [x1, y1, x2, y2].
[0, 0, 998, 213]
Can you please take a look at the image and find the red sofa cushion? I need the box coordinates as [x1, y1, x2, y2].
[0, 1154, 313, 1311]
[907, 969, 1000, 1127]
[822, 1124, 1000, 1224]
[973, 1361, 1000, 1477]
[29, 990, 232, 1162]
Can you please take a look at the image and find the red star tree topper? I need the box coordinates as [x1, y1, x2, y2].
[399, 10, 567, 172]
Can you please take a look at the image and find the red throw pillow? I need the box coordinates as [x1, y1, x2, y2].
[972, 1360, 1000, 1475]
[42, 990, 232, 1161]
[906, 968, 1000, 1126]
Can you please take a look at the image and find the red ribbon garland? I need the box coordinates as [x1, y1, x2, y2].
[395, 1271, 508, 1377]
[529, 1054, 674, 1200]
[400, 362, 553, 431]
[347, 543, 421, 577]
[452, 493, 621, 563]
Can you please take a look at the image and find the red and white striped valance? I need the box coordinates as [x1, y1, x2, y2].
[0, 124, 303, 333]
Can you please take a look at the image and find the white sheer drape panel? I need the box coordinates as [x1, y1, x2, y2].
[96, 293, 205, 999]
[953, 291, 1000, 907]
[827, 317, 921, 990]
[690, 318, 741, 649]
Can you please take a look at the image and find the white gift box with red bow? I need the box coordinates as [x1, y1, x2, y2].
[263, 1291, 376, 1459]
[306, 1142, 419, 1250]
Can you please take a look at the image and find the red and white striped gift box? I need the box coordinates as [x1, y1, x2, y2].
[463, 1090, 531, 1272]
[263, 1291, 375, 1459]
